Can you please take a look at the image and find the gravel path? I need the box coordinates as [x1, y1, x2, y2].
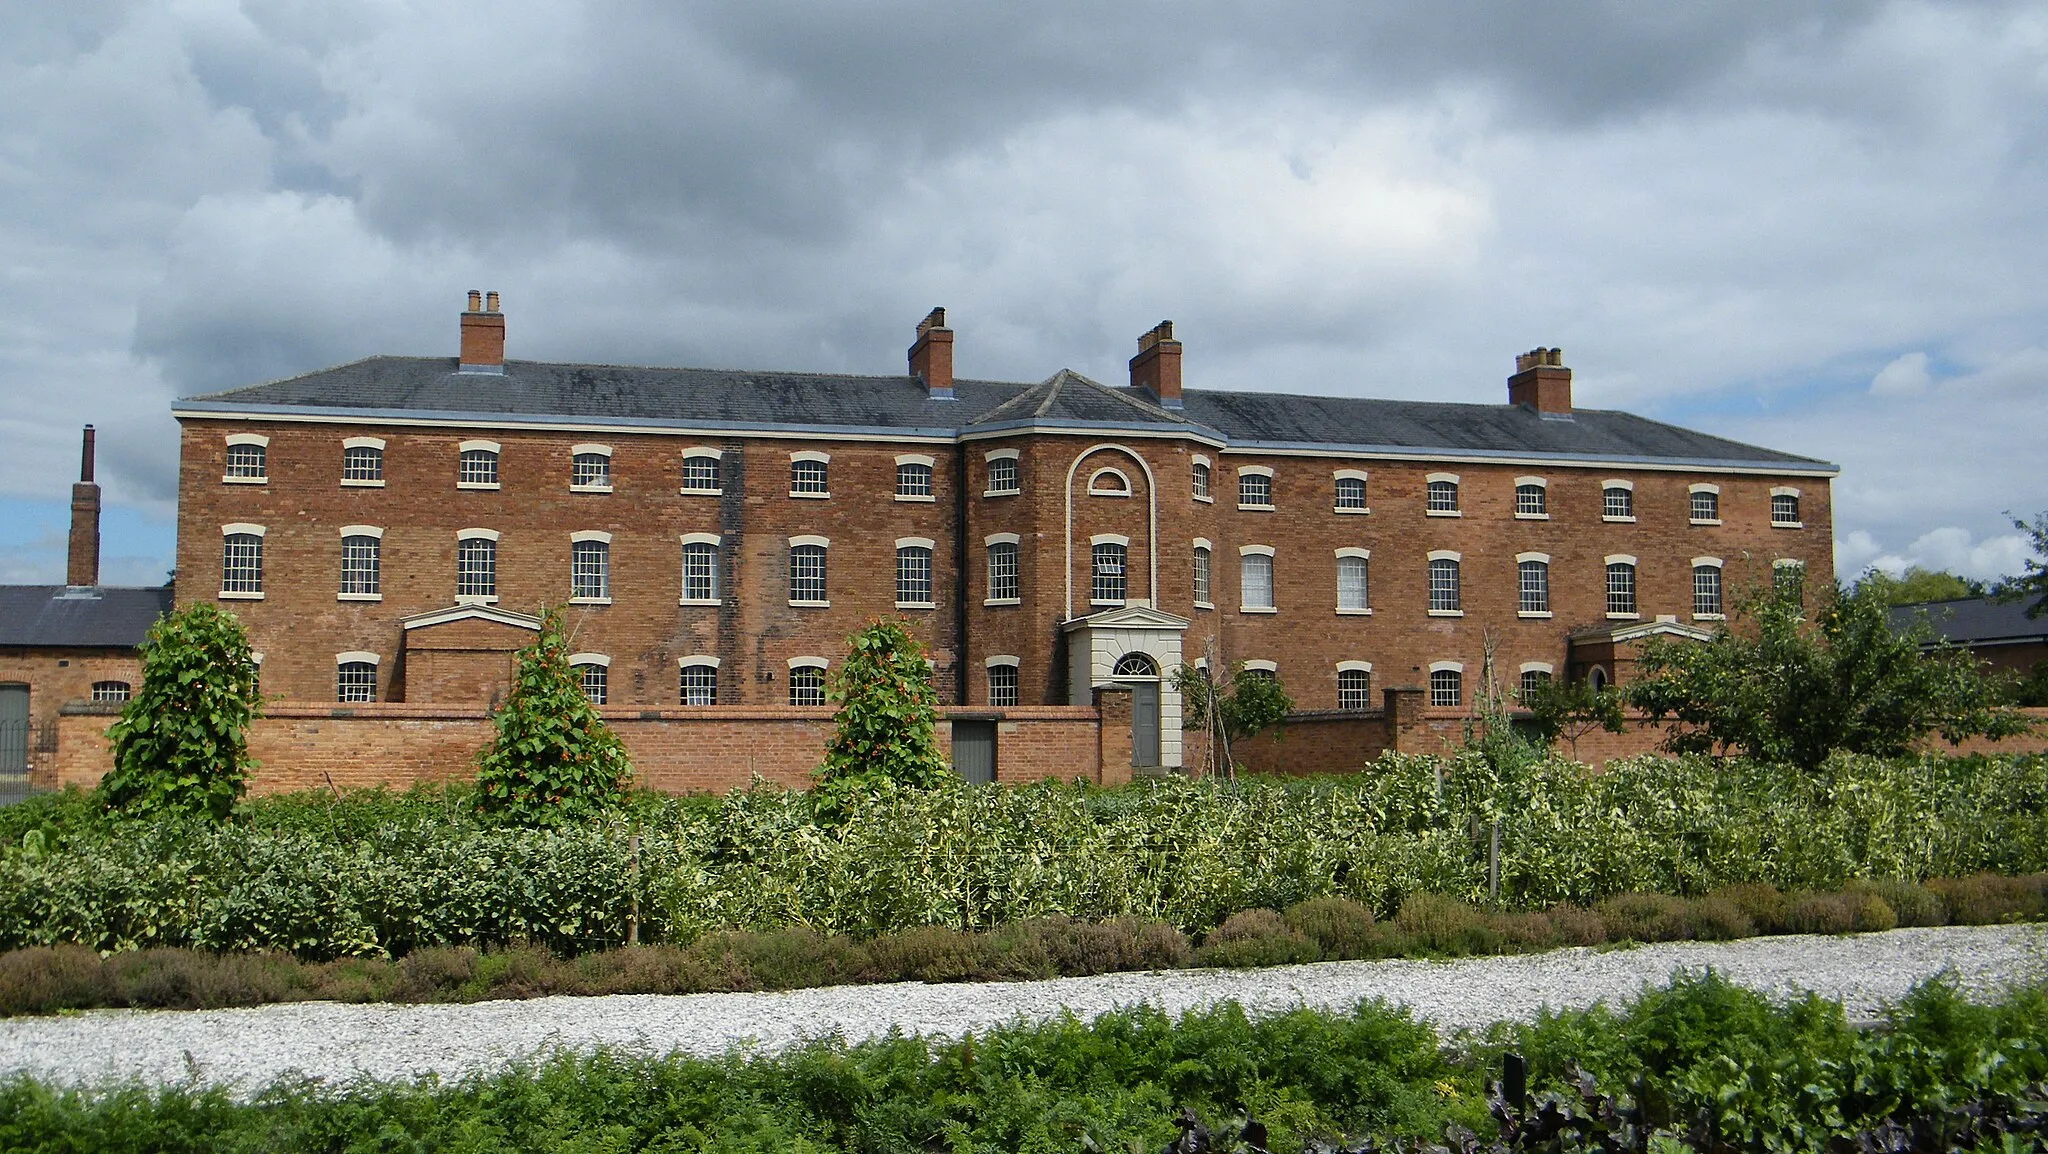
[4, 924, 2042, 1095]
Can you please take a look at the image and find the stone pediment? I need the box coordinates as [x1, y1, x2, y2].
[1568, 617, 1717, 646]
[401, 604, 544, 633]
[1061, 604, 1192, 633]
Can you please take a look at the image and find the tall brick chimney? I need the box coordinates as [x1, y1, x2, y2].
[459, 290, 505, 374]
[1129, 321, 1183, 409]
[1508, 347, 1571, 416]
[908, 307, 954, 398]
[68, 425, 100, 588]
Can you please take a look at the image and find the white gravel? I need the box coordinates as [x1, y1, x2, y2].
[3, 923, 2042, 1096]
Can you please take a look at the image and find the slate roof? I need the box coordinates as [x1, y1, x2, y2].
[176, 354, 1835, 472]
[1890, 597, 2048, 647]
[0, 586, 171, 649]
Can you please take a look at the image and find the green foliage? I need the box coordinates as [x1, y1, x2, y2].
[1517, 677, 1627, 756]
[7, 752, 2048, 957]
[1853, 565, 1986, 605]
[1994, 509, 2048, 618]
[815, 620, 952, 801]
[1629, 579, 2031, 768]
[473, 607, 632, 827]
[1173, 661, 1295, 744]
[2003, 660, 2048, 707]
[3, 975, 2046, 1152]
[96, 603, 259, 821]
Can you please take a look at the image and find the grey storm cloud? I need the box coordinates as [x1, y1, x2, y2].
[0, 0, 2044, 584]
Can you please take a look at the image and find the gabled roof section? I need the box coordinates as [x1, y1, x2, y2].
[1062, 604, 1193, 632]
[1569, 617, 1719, 645]
[0, 586, 172, 649]
[174, 353, 1835, 473]
[400, 603, 544, 632]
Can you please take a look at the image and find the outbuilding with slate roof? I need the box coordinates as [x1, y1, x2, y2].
[168, 296, 1836, 778]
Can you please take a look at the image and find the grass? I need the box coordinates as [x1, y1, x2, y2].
[0, 974, 2043, 1152]
[5, 874, 2042, 1017]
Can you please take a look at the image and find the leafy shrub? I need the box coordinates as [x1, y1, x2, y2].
[1927, 873, 2048, 924]
[1711, 882, 1789, 933]
[1686, 895, 1756, 940]
[863, 924, 998, 983]
[1193, 908, 1321, 968]
[694, 927, 866, 991]
[1545, 904, 1609, 947]
[1845, 878, 1947, 927]
[96, 604, 260, 821]
[1783, 891, 1860, 935]
[1012, 916, 1187, 976]
[0, 945, 109, 1014]
[1283, 896, 1377, 959]
[815, 620, 952, 803]
[1594, 893, 1696, 942]
[474, 608, 632, 826]
[1393, 893, 1496, 954]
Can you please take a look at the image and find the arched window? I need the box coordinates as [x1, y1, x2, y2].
[788, 540, 828, 604]
[1190, 459, 1212, 501]
[458, 442, 500, 488]
[224, 435, 268, 482]
[896, 456, 935, 500]
[1603, 482, 1635, 521]
[1689, 484, 1720, 524]
[336, 655, 378, 703]
[456, 532, 498, 601]
[681, 449, 722, 493]
[679, 659, 718, 706]
[1113, 653, 1159, 678]
[342, 438, 385, 485]
[1518, 666, 1553, 699]
[571, 446, 612, 491]
[1517, 556, 1549, 615]
[1425, 474, 1460, 515]
[1514, 478, 1548, 518]
[896, 540, 935, 607]
[1429, 664, 1462, 708]
[221, 527, 264, 597]
[1333, 470, 1368, 512]
[1192, 542, 1212, 606]
[1427, 555, 1461, 614]
[1336, 664, 1372, 711]
[1336, 550, 1370, 613]
[1240, 549, 1275, 611]
[1088, 467, 1131, 496]
[985, 450, 1020, 495]
[987, 659, 1020, 707]
[90, 681, 130, 703]
[1606, 559, 1638, 616]
[569, 656, 609, 706]
[340, 530, 382, 598]
[986, 538, 1019, 602]
[790, 452, 830, 497]
[1693, 558, 1724, 618]
[681, 535, 721, 603]
[571, 536, 610, 602]
[789, 660, 828, 706]
[1771, 488, 1802, 526]
[1237, 468, 1274, 509]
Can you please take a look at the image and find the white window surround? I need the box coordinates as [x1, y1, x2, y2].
[1692, 555, 1724, 568]
[1236, 464, 1274, 478]
[1770, 486, 1805, 528]
[1690, 483, 1720, 494]
[222, 434, 269, 484]
[562, 653, 610, 672]
[1239, 544, 1276, 556]
[791, 450, 831, 463]
[985, 532, 1020, 546]
[984, 654, 1021, 669]
[1334, 546, 1370, 558]
[343, 436, 383, 450]
[1334, 548, 1371, 616]
[1512, 475, 1551, 520]
[1333, 468, 1371, 514]
[1235, 464, 1275, 510]
[1519, 661, 1555, 676]
[226, 433, 270, 448]
[341, 437, 386, 487]
[1603, 478, 1635, 491]
[1242, 659, 1278, 673]
[789, 450, 831, 498]
[1514, 475, 1546, 488]
[789, 534, 830, 547]
[1191, 453, 1212, 468]
[339, 525, 384, 539]
[984, 448, 1020, 462]
[677, 655, 722, 668]
[571, 443, 611, 457]
[457, 527, 501, 542]
[679, 534, 722, 606]
[1515, 551, 1550, 564]
[895, 453, 935, 467]
[1334, 468, 1369, 482]
[1088, 466, 1132, 495]
[1425, 473, 1461, 517]
[1336, 660, 1372, 673]
[570, 530, 613, 544]
[1092, 532, 1131, 547]
[787, 656, 829, 670]
[570, 445, 613, 492]
[681, 532, 721, 546]
[459, 439, 500, 453]
[1770, 486, 1801, 497]
[682, 447, 723, 459]
[1605, 553, 1639, 566]
[1425, 472, 1460, 483]
[1429, 660, 1464, 673]
[897, 535, 937, 549]
[336, 651, 380, 666]
[1426, 549, 1461, 562]
[1774, 557, 1804, 570]
[222, 522, 267, 537]
[1192, 536, 1212, 550]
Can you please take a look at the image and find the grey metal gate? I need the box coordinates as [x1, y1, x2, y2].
[952, 720, 996, 784]
[1131, 682, 1160, 768]
[0, 686, 28, 773]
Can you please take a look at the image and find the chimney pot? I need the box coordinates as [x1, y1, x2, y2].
[459, 291, 506, 374]
[1508, 346, 1572, 416]
[1129, 320, 1184, 409]
[68, 424, 101, 587]
[908, 306, 955, 398]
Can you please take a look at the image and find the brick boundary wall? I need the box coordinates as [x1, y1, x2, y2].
[54, 702, 1106, 795]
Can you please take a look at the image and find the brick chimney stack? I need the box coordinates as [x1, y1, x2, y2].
[1129, 321, 1183, 409]
[1508, 347, 1571, 416]
[908, 307, 955, 398]
[68, 424, 100, 588]
[459, 290, 505, 374]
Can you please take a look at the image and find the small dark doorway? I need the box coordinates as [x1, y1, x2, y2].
[0, 685, 28, 773]
[1113, 653, 1162, 769]
[952, 720, 996, 784]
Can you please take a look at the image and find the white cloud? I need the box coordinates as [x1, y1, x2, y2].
[1869, 351, 1931, 395]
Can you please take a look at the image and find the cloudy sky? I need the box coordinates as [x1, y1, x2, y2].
[3, 1, 2044, 587]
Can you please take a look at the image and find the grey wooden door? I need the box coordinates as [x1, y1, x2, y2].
[1131, 682, 1160, 768]
[952, 720, 996, 784]
[0, 685, 28, 773]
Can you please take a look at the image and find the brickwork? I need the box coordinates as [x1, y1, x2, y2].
[54, 703, 1107, 795]
[1, 649, 141, 786]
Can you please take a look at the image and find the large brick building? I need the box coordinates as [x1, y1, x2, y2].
[170, 294, 1836, 772]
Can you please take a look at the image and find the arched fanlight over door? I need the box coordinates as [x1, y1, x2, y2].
[1112, 652, 1159, 678]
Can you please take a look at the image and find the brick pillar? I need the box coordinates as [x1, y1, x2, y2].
[1095, 685, 1133, 786]
[1383, 685, 1427, 754]
[68, 425, 99, 587]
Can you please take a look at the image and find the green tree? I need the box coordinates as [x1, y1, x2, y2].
[98, 603, 261, 820]
[1993, 510, 2048, 618]
[1853, 566, 1984, 605]
[1173, 662, 1295, 767]
[1517, 676, 1627, 760]
[1628, 579, 2030, 768]
[816, 620, 952, 796]
[474, 607, 632, 825]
